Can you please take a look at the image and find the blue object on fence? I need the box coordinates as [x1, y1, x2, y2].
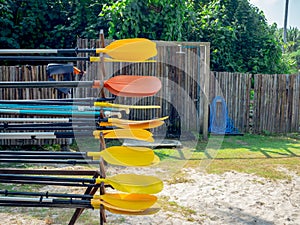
[47, 63, 78, 94]
[208, 96, 241, 135]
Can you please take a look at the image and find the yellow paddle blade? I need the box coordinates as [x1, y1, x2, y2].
[120, 120, 164, 129]
[87, 146, 156, 166]
[99, 120, 164, 129]
[111, 116, 169, 124]
[113, 120, 164, 129]
[95, 38, 157, 61]
[93, 129, 154, 142]
[105, 38, 150, 48]
[96, 174, 163, 194]
[145, 136, 155, 143]
[151, 155, 160, 166]
[99, 116, 168, 129]
[102, 57, 156, 63]
[94, 102, 161, 110]
[93, 193, 157, 210]
[105, 206, 160, 215]
[108, 116, 167, 124]
[91, 199, 144, 212]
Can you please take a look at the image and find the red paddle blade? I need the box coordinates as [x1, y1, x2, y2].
[104, 75, 162, 97]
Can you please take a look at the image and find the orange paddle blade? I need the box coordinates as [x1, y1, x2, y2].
[103, 75, 161, 97]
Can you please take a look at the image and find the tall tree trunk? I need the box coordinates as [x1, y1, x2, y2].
[283, 0, 289, 44]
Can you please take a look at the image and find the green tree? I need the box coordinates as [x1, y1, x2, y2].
[193, 0, 286, 73]
[100, 0, 287, 74]
[1, 0, 291, 74]
[0, 0, 19, 48]
[100, 0, 194, 41]
[0, 0, 109, 49]
[275, 27, 300, 73]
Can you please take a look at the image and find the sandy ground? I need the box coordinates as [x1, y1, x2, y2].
[0, 167, 299, 225]
[105, 167, 300, 225]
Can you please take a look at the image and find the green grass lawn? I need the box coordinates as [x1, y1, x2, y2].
[155, 134, 300, 180]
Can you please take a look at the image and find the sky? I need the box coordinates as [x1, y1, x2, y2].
[249, 0, 300, 28]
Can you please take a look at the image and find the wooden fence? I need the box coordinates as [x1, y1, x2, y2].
[209, 72, 252, 133]
[0, 40, 211, 145]
[0, 65, 70, 146]
[209, 72, 300, 134]
[75, 39, 211, 139]
[253, 74, 300, 134]
[1, 40, 299, 147]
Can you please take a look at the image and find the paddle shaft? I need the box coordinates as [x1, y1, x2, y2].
[0, 197, 106, 209]
[0, 104, 112, 111]
[0, 56, 100, 62]
[0, 173, 161, 192]
[0, 97, 116, 105]
[0, 153, 94, 159]
[0, 190, 156, 209]
[0, 49, 97, 54]
[0, 128, 152, 139]
[0, 174, 98, 183]
[0, 117, 97, 123]
[0, 108, 122, 117]
[0, 119, 164, 130]
[0, 202, 92, 209]
[0, 38, 157, 61]
[0, 179, 100, 188]
[0, 116, 167, 124]
[0, 159, 104, 165]
[0, 173, 163, 194]
[0, 121, 113, 131]
[0, 121, 90, 128]
[0, 131, 91, 139]
[0, 189, 91, 199]
[0, 197, 155, 213]
[0, 75, 162, 97]
[0, 80, 96, 88]
[0, 125, 103, 131]
[0, 147, 156, 167]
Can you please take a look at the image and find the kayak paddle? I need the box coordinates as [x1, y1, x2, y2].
[0, 75, 162, 97]
[0, 38, 157, 61]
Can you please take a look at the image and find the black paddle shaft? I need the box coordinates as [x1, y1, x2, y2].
[0, 174, 96, 183]
[0, 81, 94, 88]
[0, 56, 93, 61]
[0, 189, 93, 199]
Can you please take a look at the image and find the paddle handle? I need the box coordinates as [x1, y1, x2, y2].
[86, 152, 102, 160]
[95, 102, 130, 113]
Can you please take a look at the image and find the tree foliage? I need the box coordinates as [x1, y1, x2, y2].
[0, 0, 298, 74]
[275, 27, 300, 73]
[0, 0, 18, 48]
[100, 0, 194, 41]
[191, 0, 287, 73]
[100, 0, 288, 74]
[0, 0, 108, 49]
